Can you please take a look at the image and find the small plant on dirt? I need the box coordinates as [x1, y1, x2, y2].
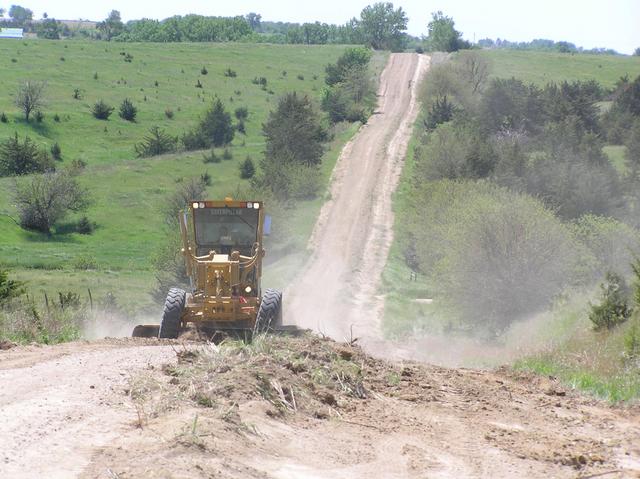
[202, 150, 221, 164]
[200, 171, 212, 186]
[589, 272, 632, 331]
[164, 108, 174, 119]
[201, 66, 208, 75]
[222, 148, 233, 161]
[240, 156, 255, 179]
[224, 68, 237, 78]
[50, 142, 61, 161]
[0, 112, 7, 123]
[118, 98, 137, 122]
[91, 100, 114, 120]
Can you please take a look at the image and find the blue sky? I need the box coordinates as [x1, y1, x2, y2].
[1, 0, 638, 54]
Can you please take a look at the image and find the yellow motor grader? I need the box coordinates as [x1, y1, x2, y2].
[133, 198, 283, 339]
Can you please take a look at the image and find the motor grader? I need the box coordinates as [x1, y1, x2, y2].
[133, 198, 283, 339]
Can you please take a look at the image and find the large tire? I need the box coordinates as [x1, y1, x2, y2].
[158, 288, 186, 339]
[254, 289, 282, 334]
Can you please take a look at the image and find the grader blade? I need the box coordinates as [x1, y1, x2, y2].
[132, 324, 160, 338]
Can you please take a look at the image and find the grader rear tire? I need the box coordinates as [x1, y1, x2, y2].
[158, 288, 186, 339]
[254, 289, 282, 334]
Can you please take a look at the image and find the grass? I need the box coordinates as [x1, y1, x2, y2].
[604, 144, 627, 174]
[481, 50, 640, 88]
[0, 39, 364, 314]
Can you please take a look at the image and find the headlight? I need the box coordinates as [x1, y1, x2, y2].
[244, 286, 252, 294]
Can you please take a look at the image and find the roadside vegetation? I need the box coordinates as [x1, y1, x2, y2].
[384, 51, 640, 401]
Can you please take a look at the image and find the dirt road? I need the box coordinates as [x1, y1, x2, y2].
[286, 53, 428, 343]
[1, 53, 639, 479]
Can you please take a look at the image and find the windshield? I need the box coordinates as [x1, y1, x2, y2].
[193, 207, 259, 250]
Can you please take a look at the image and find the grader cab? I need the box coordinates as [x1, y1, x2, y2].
[133, 198, 283, 339]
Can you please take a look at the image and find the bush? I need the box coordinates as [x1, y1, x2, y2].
[424, 95, 456, 131]
[571, 215, 640, 280]
[589, 272, 632, 331]
[224, 68, 236, 78]
[200, 171, 212, 186]
[325, 47, 372, 86]
[76, 216, 95, 234]
[0, 133, 54, 177]
[297, 74, 304, 80]
[413, 121, 495, 181]
[13, 170, 91, 234]
[236, 119, 246, 134]
[0, 112, 7, 123]
[403, 180, 582, 332]
[240, 156, 255, 179]
[72, 88, 82, 100]
[195, 79, 203, 88]
[198, 98, 235, 147]
[118, 98, 137, 121]
[624, 318, 640, 363]
[162, 177, 207, 226]
[201, 66, 208, 75]
[222, 148, 233, 160]
[53, 113, 60, 122]
[135, 127, 177, 158]
[0, 267, 25, 305]
[182, 130, 207, 151]
[164, 108, 174, 119]
[91, 100, 114, 120]
[252, 76, 267, 87]
[202, 150, 220, 163]
[50, 142, 62, 161]
[73, 255, 97, 270]
[234, 106, 249, 120]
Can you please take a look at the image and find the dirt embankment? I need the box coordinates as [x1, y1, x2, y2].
[77, 336, 640, 478]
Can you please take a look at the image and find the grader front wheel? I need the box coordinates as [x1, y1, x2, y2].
[158, 287, 186, 339]
[254, 289, 283, 334]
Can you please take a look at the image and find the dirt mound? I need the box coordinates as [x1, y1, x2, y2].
[79, 334, 640, 479]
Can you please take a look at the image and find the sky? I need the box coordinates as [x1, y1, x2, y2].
[1, 0, 638, 54]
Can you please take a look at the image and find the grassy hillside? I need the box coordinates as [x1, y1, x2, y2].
[481, 50, 640, 88]
[0, 40, 357, 312]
